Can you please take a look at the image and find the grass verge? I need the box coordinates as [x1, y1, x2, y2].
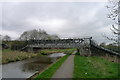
[34, 55, 69, 79]
[74, 55, 120, 78]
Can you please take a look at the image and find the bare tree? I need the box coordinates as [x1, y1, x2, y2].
[19, 31, 28, 40]
[106, 0, 120, 53]
[0, 34, 2, 40]
[19, 29, 60, 41]
[3, 35, 11, 41]
[50, 35, 60, 40]
[100, 42, 106, 47]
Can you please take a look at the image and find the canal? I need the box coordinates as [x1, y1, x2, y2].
[2, 53, 66, 79]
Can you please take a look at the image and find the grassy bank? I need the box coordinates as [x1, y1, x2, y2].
[2, 49, 75, 64]
[2, 49, 37, 64]
[39, 48, 75, 54]
[74, 56, 120, 78]
[34, 55, 69, 79]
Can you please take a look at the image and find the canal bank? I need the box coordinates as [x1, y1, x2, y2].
[2, 52, 66, 79]
[2, 49, 75, 79]
[33, 51, 76, 80]
[28, 54, 68, 79]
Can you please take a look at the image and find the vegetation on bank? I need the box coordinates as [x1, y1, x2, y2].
[39, 48, 75, 54]
[104, 45, 119, 53]
[2, 48, 75, 64]
[74, 56, 120, 78]
[100, 43, 119, 53]
[34, 55, 69, 79]
[3, 41, 27, 48]
[2, 49, 37, 64]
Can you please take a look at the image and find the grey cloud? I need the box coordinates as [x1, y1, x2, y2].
[2, 2, 113, 43]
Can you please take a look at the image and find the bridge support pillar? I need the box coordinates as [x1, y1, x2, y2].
[27, 47, 34, 53]
[77, 48, 79, 53]
[75, 48, 80, 55]
[79, 47, 91, 56]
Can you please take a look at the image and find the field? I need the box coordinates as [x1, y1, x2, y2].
[74, 55, 120, 78]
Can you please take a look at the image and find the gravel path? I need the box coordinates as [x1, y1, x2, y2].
[52, 51, 76, 78]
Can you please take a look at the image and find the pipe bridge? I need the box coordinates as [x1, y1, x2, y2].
[24, 37, 119, 56]
[27, 37, 92, 49]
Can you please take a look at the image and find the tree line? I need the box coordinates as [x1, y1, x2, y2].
[1, 29, 60, 41]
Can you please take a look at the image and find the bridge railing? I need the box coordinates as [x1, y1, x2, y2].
[90, 39, 120, 56]
[28, 39, 86, 46]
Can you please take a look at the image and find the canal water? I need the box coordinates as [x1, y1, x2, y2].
[2, 53, 66, 78]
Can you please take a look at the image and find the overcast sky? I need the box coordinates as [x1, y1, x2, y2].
[1, 0, 115, 43]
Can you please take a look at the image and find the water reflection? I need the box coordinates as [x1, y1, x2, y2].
[2, 53, 66, 78]
[22, 57, 52, 72]
[48, 53, 66, 58]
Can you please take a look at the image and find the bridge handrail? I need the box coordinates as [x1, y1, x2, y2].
[90, 40, 120, 56]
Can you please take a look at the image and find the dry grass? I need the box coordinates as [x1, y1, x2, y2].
[2, 49, 37, 64]
[101, 54, 119, 63]
[2, 49, 75, 64]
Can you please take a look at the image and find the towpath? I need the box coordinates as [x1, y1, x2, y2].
[52, 51, 76, 78]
